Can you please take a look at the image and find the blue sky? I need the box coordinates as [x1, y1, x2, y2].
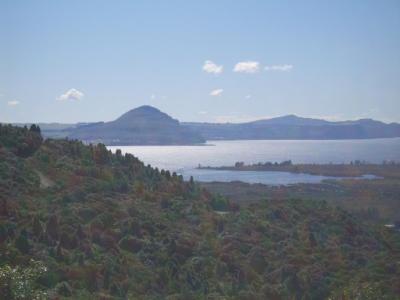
[1, 0, 399, 123]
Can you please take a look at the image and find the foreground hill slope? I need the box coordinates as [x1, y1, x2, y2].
[0, 124, 399, 299]
[68, 105, 205, 145]
[184, 115, 400, 140]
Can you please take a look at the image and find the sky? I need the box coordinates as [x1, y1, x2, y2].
[1, 0, 400, 124]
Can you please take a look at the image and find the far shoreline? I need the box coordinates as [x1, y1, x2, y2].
[197, 160, 400, 179]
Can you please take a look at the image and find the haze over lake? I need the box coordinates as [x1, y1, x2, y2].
[109, 138, 400, 185]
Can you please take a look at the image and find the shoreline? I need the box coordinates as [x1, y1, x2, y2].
[197, 161, 400, 179]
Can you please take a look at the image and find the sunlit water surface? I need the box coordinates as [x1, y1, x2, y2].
[108, 138, 400, 185]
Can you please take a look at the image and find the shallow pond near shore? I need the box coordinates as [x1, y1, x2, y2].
[179, 169, 380, 185]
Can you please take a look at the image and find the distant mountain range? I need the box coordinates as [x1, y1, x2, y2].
[183, 115, 400, 140]
[10, 106, 400, 145]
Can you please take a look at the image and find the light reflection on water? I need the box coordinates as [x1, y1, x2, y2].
[108, 138, 399, 185]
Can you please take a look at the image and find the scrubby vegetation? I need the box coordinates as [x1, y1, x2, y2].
[199, 160, 400, 179]
[1, 125, 399, 299]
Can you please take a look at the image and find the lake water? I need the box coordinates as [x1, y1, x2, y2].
[108, 138, 400, 185]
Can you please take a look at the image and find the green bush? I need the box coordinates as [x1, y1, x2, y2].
[210, 194, 229, 211]
[0, 260, 47, 300]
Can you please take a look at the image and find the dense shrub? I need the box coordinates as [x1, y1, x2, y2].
[0, 124, 399, 298]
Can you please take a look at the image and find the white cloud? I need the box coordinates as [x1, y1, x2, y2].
[198, 111, 208, 115]
[245, 94, 252, 99]
[202, 60, 223, 74]
[57, 88, 84, 101]
[233, 61, 260, 73]
[210, 89, 223, 96]
[7, 100, 19, 106]
[265, 64, 293, 72]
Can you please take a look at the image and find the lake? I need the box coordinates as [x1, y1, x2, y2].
[108, 138, 400, 185]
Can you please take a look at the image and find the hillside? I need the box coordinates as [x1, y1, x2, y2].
[68, 106, 205, 145]
[0, 124, 399, 299]
[184, 115, 400, 140]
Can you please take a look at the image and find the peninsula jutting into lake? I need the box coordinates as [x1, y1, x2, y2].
[197, 160, 400, 178]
